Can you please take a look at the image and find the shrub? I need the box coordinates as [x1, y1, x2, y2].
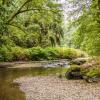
[0, 45, 14, 61]
[0, 46, 86, 61]
[56, 47, 86, 59]
[0, 46, 29, 61]
[29, 47, 48, 60]
[86, 69, 100, 78]
[11, 47, 29, 61]
[45, 47, 59, 60]
[84, 69, 100, 83]
[0, 36, 14, 46]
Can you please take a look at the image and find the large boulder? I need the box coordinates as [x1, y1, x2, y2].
[70, 58, 89, 65]
[65, 66, 83, 79]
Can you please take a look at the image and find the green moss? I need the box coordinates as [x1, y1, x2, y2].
[65, 65, 84, 79]
[86, 69, 100, 77]
[66, 60, 100, 82]
[66, 65, 82, 72]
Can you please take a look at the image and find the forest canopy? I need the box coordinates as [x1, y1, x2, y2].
[0, 0, 100, 62]
[67, 0, 100, 56]
[0, 0, 64, 47]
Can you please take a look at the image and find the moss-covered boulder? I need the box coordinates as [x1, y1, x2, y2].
[66, 57, 100, 83]
[70, 58, 88, 65]
[65, 66, 83, 79]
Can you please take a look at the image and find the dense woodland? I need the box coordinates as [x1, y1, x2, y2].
[71, 0, 100, 55]
[0, 0, 100, 61]
[0, 1, 100, 100]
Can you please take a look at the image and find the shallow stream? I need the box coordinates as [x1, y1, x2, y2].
[0, 62, 68, 100]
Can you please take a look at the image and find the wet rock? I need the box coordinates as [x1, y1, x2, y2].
[70, 58, 88, 65]
[11, 82, 21, 87]
[83, 75, 100, 83]
[65, 71, 83, 79]
[43, 60, 70, 68]
[65, 66, 83, 79]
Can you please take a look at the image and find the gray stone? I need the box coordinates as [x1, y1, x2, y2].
[65, 71, 83, 79]
[84, 75, 100, 83]
[70, 58, 89, 65]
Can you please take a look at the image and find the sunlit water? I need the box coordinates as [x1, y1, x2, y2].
[0, 66, 67, 100]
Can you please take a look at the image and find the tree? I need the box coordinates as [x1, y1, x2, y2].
[70, 0, 100, 55]
[0, 0, 64, 47]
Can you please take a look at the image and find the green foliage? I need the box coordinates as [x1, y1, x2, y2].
[0, 45, 13, 61]
[45, 47, 59, 59]
[66, 64, 100, 81]
[0, 46, 86, 62]
[66, 65, 83, 72]
[66, 57, 100, 82]
[28, 47, 48, 60]
[0, 0, 63, 47]
[86, 69, 100, 78]
[11, 47, 29, 61]
[71, 0, 100, 56]
[56, 47, 85, 59]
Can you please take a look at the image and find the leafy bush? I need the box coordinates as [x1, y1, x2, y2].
[0, 36, 14, 46]
[86, 69, 100, 78]
[56, 47, 85, 59]
[29, 47, 48, 60]
[0, 46, 86, 61]
[45, 47, 59, 60]
[11, 47, 29, 61]
[0, 45, 13, 61]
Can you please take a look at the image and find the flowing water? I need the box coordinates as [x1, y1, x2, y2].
[0, 65, 68, 100]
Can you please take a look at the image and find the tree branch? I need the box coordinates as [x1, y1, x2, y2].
[19, 8, 40, 13]
[7, 0, 32, 24]
[6, 0, 62, 24]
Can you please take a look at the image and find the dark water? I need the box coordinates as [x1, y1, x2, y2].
[0, 67, 67, 100]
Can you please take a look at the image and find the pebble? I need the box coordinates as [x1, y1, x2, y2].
[14, 76, 100, 100]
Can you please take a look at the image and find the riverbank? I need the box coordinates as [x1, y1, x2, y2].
[14, 76, 100, 100]
[0, 59, 70, 68]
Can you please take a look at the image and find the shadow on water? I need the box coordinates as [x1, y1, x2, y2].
[0, 67, 67, 100]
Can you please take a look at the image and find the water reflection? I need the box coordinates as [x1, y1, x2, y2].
[0, 67, 67, 100]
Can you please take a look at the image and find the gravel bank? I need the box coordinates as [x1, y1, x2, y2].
[14, 76, 100, 100]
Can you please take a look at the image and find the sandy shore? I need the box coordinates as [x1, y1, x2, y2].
[14, 76, 100, 100]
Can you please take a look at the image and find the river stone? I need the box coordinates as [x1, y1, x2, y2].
[84, 75, 100, 83]
[65, 71, 83, 79]
[70, 58, 88, 65]
[14, 76, 100, 100]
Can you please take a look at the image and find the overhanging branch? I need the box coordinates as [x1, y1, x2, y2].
[7, 0, 32, 24]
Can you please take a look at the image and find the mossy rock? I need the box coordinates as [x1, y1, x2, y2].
[65, 66, 83, 79]
[70, 58, 87, 65]
[84, 69, 100, 83]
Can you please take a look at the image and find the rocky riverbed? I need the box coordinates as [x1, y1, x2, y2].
[0, 59, 70, 68]
[14, 76, 100, 100]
